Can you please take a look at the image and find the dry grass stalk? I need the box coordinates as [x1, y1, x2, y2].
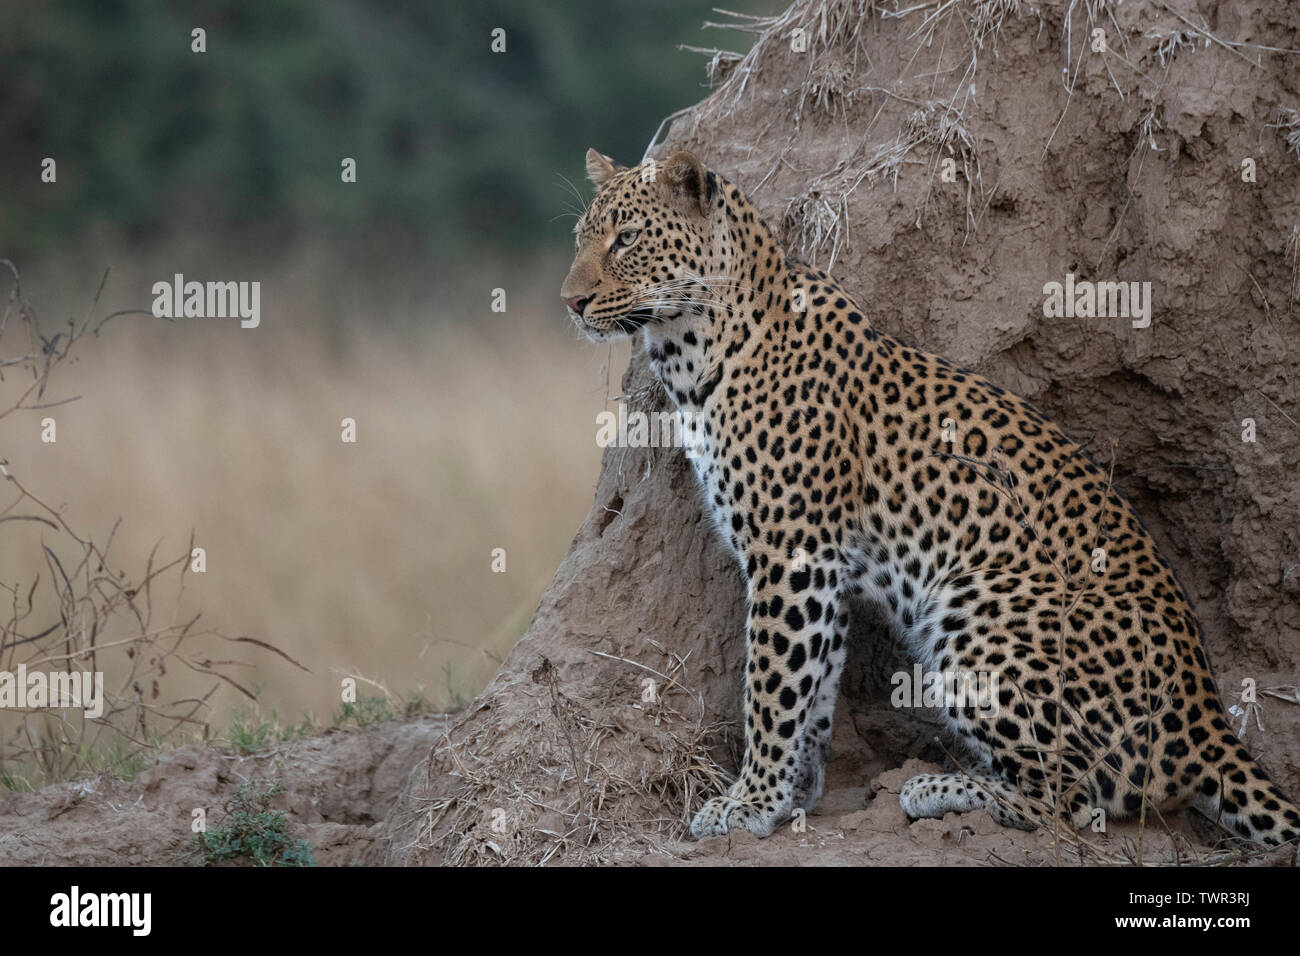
[0, 261, 303, 787]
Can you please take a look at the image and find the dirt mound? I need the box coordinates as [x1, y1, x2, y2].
[0, 715, 449, 866]
[384, 0, 1300, 866]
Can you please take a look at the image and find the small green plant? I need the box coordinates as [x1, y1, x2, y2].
[440, 661, 472, 710]
[221, 707, 320, 752]
[333, 694, 394, 728]
[225, 710, 277, 754]
[402, 689, 434, 717]
[81, 737, 155, 782]
[1, 773, 32, 793]
[277, 713, 318, 743]
[197, 782, 315, 867]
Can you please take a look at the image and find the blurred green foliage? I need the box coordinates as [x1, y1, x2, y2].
[0, 0, 760, 270]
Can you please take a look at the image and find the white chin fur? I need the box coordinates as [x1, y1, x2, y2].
[580, 323, 623, 343]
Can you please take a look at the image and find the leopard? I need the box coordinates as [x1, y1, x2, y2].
[560, 146, 1300, 847]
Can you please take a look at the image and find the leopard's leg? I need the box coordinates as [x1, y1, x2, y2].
[898, 611, 1093, 833]
[690, 549, 846, 839]
[792, 603, 849, 813]
[899, 771, 1045, 830]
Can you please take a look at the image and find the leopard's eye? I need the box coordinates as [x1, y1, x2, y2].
[616, 228, 640, 248]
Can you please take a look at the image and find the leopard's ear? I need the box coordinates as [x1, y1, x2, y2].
[663, 150, 710, 216]
[585, 148, 622, 186]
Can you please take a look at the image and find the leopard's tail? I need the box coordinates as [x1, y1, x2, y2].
[1193, 732, 1300, 846]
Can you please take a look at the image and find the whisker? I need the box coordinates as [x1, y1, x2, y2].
[555, 172, 589, 211]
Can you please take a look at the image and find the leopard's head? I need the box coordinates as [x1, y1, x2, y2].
[561, 148, 717, 341]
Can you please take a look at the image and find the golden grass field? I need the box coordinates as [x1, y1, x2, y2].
[0, 254, 630, 763]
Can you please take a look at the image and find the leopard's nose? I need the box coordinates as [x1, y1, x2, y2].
[566, 295, 591, 316]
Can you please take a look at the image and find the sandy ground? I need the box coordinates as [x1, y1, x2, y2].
[3, 711, 1293, 866]
[0, 716, 449, 866]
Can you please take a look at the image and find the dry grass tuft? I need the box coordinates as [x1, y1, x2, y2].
[1271, 108, 1300, 162]
[968, 0, 1024, 50]
[678, 45, 746, 86]
[386, 643, 731, 865]
[690, 0, 882, 110]
[782, 188, 854, 268]
[781, 100, 983, 264]
[1145, 26, 1201, 68]
[800, 56, 859, 122]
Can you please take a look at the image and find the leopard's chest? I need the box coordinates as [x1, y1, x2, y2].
[648, 358, 741, 559]
[681, 411, 743, 560]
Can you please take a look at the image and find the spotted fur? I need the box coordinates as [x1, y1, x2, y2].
[561, 148, 1300, 847]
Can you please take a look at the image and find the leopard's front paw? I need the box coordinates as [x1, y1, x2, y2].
[689, 795, 782, 839]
